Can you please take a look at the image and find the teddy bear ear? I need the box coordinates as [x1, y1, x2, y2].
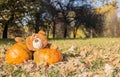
[38, 30, 46, 35]
[15, 37, 25, 43]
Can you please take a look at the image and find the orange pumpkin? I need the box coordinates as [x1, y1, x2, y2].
[34, 49, 62, 65]
[5, 43, 32, 65]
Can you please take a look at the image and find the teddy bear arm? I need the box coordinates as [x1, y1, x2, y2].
[15, 37, 25, 43]
[45, 43, 58, 49]
[49, 43, 58, 49]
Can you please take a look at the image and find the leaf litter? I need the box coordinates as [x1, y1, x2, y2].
[0, 39, 120, 77]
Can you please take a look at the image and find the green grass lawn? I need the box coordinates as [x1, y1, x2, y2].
[0, 38, 120, 77]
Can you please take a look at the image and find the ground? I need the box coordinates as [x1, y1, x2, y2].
[0, 38, 120, 77]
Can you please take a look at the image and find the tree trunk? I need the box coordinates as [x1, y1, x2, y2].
[53, 21, 56, 38]
[73, 32, 76, 38]
[73, 28, 77, 38]
[2, 24, 8, 39]
[2, 13, 14, 39]
[90, 28, 93, 38]
[46, 25, 49, 38]
[114, 24, 117, 37]
[35, 12, 40, 33]
[47, 30, 49, 38]
[64, 24, 67, 38]
[35, 25, 39, 33]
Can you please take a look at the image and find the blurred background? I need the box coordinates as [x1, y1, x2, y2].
[0, 0, 119, 39]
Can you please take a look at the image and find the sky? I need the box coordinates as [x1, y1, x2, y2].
[117, 0, 120, 17]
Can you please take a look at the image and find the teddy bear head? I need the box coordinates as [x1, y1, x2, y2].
[25, 31, 48, 51]
[15, 30, 48, 51]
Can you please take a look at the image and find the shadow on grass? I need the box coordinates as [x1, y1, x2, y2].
[48, 37, 120, 41]
[48, 38, 87, 40]
[0, 39, 15, 45]
[62, 53, 79, 61]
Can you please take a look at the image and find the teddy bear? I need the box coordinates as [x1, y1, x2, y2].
[15, 30, 58, 51]
[5, 30, 62, 65]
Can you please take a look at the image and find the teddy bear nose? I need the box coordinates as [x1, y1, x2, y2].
[35, 39, 39, 42]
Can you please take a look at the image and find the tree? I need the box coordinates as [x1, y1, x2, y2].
[0, 0, 45, 38]
[0, 0, 118, 39]
[93, 1, 118, 37]
[0, 0, 27, 38]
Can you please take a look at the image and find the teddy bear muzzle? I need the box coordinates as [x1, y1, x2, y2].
[32, 38, 43, 49]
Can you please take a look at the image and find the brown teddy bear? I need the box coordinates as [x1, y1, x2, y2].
[15, 30, 58, 51]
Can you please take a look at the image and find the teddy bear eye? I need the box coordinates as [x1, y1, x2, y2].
[33, 35, 38, 39]
[35, 36, 38, 38]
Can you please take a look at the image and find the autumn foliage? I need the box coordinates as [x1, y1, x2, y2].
[0, 38, 120, 76]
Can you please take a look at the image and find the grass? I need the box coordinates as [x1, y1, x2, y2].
[0, 38, 120, 77]
[0, 39, 14, 47]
